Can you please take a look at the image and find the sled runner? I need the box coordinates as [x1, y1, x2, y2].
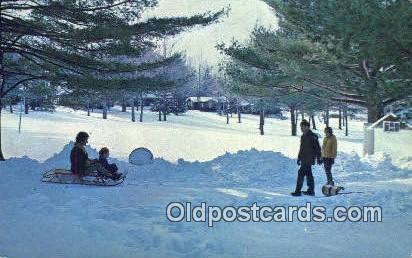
[42, 169, 125, 186]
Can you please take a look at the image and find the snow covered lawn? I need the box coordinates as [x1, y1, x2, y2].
[2, 106, 368, 163]
[0, 108, 411, 258]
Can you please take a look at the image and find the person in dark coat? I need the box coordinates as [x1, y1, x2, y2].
[70, 132, 91, 177]
[70, 132, 113, 179]
[98, 147, 122, 180]
[291, 120, 322, 196]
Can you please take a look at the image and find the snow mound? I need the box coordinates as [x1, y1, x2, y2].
[0, 145, 411, 258]
[335, 152, 412, 182]
[2, 143, 409, 190]
[4, 143, 408, 189]
[397, 156, 412, 170]
[44, 141, 99, 168]
[203, 149, 296, 187]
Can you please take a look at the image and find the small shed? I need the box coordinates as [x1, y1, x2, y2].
[186, 97, 225, 111]
[368, 112, 412, 132]
[363, 113, 412, 156]
[143, 93, 160, 106]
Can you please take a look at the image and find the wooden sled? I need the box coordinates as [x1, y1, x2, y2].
[42, 169, 125, 186]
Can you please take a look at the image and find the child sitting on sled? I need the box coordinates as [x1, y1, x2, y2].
[98, 147, 122, 180]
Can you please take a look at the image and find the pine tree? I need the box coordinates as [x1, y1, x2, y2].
[265, 0, 412, 122]
[0, 0, 224, 160]
[218, 27, 332, 135]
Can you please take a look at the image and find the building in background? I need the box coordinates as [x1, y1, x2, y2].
[364, 113, 412, 156]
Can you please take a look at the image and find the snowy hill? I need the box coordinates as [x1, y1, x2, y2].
[2, 106, 366, 162]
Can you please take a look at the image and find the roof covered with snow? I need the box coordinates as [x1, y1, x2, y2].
[186, 96, 226, 103]
[368, 112, 412, 129]
[368, 113, 398, 129]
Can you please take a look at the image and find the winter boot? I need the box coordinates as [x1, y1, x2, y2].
[302, 190, 315, 196]
[113, 173, 123, 181]
[291, 191, 302, 196]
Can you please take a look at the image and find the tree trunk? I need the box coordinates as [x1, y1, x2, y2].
[9, 103, 12, 113]
[344, 107, 349, 136]
[163, 98, 167, 121]
[139, 93, 144, 122]
[0, 99, 4, 161]
[237, 104, 241, 123]
[24, 103, 29, 114]
[103, 102, 108, 119]
[158, 109, 162, 121]
[87, 101, 90, 116]
[174, 99, 179, 116]
[0, 47, 5, 160]
[367, 103, 384, 123]
[226, 99, 230, 124]
[364, 74, 384, 123]
[131, 100, 135, 122]
[325, 106, 329, 127]
[291, 106, 297, 136]
[338, 106, 342, 129]
[294, 109, 298, 126]
[259, 109, 264, 135]
[311, 115, 316, 130]
[122, 103, 127, 112]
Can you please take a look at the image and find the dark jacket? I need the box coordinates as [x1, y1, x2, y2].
[70, 144, 88, 176]
[98, 156, 118, 174]
[298, 130, 322, 166]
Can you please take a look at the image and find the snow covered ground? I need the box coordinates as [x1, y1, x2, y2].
[1, 106, 368, 163]
[0, 107, 411, 258]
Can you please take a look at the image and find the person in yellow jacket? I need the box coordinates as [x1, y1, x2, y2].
[321, 127, 337, 186]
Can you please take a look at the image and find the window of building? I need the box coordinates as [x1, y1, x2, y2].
[383, 121, 400, 132]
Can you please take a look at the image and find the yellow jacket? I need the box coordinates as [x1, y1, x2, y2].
[322, 135, 337, 158]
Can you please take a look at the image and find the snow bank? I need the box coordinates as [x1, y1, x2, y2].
[0, 143, 411, 258]
[44, 141, 99, 169]
[2, 142, 410, 191]
[334, 152, 412, 183]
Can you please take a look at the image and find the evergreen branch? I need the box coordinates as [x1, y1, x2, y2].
[73, 0, 134, 11]
[1, 35, 24, 50]
[301, 77, 365, 100]
[1, 0, 132, 11]
[2, 76, 46, 97]
[331, 97, 367, 105]
[14, 48, 85, 75]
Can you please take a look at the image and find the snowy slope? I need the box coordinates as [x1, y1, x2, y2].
[0, 108, 411, 258]
[2, 106, 367, 163]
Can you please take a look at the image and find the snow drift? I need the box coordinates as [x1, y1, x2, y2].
[0, 143, 411, 258]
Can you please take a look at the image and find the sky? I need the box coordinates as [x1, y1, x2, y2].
[142, 0, 278, 68]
